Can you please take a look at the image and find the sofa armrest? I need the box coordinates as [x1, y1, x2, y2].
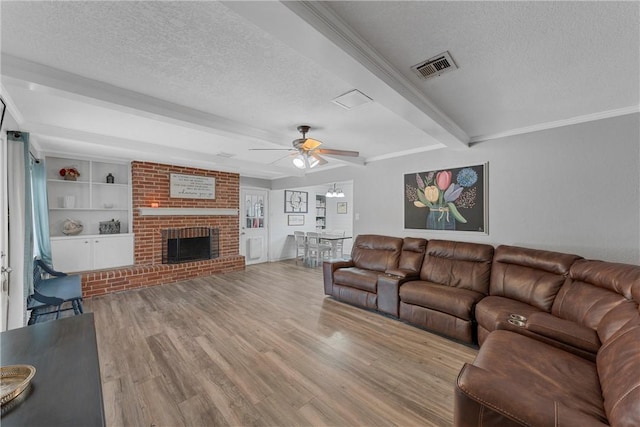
[323, 260, 354, 296]
[384, 268, 420, 279]
[455, 363, 608, 427]
[378, 274, 414, 317]
[525, 312, 600, 354]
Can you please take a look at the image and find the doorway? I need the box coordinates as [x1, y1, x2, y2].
[240, 188, 268, 265]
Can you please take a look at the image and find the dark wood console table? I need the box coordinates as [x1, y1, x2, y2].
[1, 313, 106, 426]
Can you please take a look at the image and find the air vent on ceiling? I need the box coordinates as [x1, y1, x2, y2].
[332, 89, 373, 110]
[216, 152, 236, 158]
[411, 51, 457, 80]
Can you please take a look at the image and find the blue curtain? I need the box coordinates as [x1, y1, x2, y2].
[31, 158, 52, 266]
[7, 131, 34, 295]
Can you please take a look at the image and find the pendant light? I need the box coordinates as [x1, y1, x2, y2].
[325, 183, 344, 198]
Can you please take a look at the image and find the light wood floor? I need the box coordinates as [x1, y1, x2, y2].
[85, 261, 478, 427]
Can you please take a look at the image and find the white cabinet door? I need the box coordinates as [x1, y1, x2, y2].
[51, 234, 134, 272]
[51, 237, 92, 272]
[92, 234, 134, 270]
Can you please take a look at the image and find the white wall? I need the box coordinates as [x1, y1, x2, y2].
[272, 114, 640, 264]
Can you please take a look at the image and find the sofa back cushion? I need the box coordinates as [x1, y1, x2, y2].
[397, 237, 428, 273]
[597, 311, 640, 427]
[553, 260, 640, 335]
[419, 240, 494, 294]
[489, 245, 582, 312]
[351, 234, 403, 272]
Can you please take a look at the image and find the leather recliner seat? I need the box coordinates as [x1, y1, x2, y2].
[323, 234, 404, 310]
[474, 244, 582, 347]
[398, 240, 494, 343]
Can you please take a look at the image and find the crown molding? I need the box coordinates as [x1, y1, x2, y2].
[470, 105, 640, 144]
[0, 81, 25, 126]
[366, 143, 446, 163]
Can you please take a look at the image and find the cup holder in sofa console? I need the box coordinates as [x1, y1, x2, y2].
[508, 314, 527, 327]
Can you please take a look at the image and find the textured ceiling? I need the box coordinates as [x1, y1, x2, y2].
[1, 1, 638, 178]
[1, 2, 351, 131]
[327, 1, 640, 138]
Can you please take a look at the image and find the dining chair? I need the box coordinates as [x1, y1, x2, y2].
[306, 231, 332, 266]
[331, 230, 346, 259]
[294, 231, 307, 265]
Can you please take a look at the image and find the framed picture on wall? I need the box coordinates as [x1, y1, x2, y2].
[404, 163, 488, 233]
[337, 202, 348, 214]
[284, 190, 308, 213]
[288, 215, 305, 226]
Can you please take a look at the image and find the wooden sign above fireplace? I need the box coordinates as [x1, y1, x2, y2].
[170, 173, 215, 199]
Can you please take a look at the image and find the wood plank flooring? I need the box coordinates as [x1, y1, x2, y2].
[85, 261, 478, 426]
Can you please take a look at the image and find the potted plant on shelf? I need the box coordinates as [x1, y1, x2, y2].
[59, 167, 80, 181]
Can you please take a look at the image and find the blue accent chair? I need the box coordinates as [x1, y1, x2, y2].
[27, 258, 83, 325]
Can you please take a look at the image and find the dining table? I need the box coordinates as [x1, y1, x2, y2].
[318, 234, 352, 259]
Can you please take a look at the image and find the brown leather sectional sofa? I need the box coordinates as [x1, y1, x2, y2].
[322, 234, 640, 426]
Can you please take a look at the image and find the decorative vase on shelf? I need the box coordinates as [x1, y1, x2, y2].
[59, 167, 80, 181]
[62, 195, 75, 208]
[106, 173, 114, 184]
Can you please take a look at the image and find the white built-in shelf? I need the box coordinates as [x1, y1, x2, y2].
[137, 208, 239, 216]
[92, 182, 128, 188]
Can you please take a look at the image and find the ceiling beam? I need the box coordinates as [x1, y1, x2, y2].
[26, 123, 303, 178]
[1, 54, 290, 148]
[223, 1, 469, 150]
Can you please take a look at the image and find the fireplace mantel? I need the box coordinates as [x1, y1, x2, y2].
[137, 208, 239, 216]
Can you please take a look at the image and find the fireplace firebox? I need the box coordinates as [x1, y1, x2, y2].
[161, 227, 219, 264]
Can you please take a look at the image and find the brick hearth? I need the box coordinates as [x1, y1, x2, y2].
[81, 161, 245, 297]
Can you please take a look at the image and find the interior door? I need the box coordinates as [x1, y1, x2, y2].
[1, 133, 10, 331]
[240, 188, 268, 265]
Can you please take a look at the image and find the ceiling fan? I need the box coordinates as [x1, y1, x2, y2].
[251, 125, 359, 169]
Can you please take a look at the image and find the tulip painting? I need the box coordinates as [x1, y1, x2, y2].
[405, 164, 486, 232]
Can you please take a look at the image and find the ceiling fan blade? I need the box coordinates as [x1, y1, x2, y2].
[268, 152, 296, 165]
[249, 148, 296, 151]
[316, 148, 360, 157]
[301, 138, 322, 151]
[311, 152, 328, 165]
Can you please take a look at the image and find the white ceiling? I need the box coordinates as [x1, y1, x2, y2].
[2, 1, 638, 179]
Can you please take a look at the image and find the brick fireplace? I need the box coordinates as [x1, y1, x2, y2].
[80, 161, 245, 297]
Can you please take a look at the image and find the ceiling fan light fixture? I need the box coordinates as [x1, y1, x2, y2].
[307, 154, 319, 168]
[293, 154, 306, 169]
[293, 152, 320, 169]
